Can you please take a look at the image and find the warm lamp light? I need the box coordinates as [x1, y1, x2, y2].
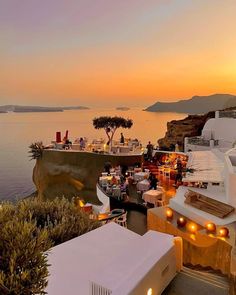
[177, 217, 186, 227]
[205, 222, 216, 233]
[166, 208, 173, 219]
[219, 227, 229, 238]
[188, 223, 197, 234]
[147, 288, 153, 295]
[78, 200, 85, 207]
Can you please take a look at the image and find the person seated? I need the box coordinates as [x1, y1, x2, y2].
[63, 139, 72, 149]
[120, 182, 127, 192]
[111, 175, 118, 185]
[149, 173, 158, 190]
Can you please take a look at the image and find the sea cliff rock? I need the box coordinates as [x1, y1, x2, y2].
[33, 150, 142, 202]
[158, 112, 215, 151]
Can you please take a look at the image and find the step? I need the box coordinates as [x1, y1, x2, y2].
[181, 266, 229, 289]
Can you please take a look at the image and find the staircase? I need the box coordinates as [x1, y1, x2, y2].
[181, 266, 230, 290]
[163, 266, 230, 295]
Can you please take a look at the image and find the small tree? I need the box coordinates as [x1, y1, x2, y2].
[29, 142, 44, 160]
[93, 116, 133, 150]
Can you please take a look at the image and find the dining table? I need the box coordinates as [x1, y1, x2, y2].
[99, 175, 120, 185]
[134, 171, 149, 182]
[137, 179, 150, 192]
[142, 188, 164, 207]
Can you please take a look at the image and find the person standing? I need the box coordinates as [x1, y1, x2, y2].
[146, 141, 154, 161]
[120, 133, 125, 144]
[174, 157, 183, 186]
[79, 137, 85, 150]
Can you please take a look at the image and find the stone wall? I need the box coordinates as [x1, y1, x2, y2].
[33, 150, 143, 203]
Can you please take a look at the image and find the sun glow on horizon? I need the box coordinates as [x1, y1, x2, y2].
[1, 0, 236, 106]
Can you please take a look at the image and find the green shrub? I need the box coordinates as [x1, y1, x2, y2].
[0, 197, 101, 294]
[16, 197, 101, 246]
[0, 216, 51, 294]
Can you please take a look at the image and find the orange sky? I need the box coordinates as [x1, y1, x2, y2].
[1, 0, 236, 107]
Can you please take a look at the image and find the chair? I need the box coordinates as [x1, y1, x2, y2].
[158, 166, 164, 175]
[164, 167, 171, 178]
[156, 199, 166, 207]
[115, 211, 127, 228]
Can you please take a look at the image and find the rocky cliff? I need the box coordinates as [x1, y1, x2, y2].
[33, 150, 142, 202]
[158, 111, 215, 151]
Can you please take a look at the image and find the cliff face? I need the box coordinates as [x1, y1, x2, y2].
[158, 112, 215, 151]
[33, 150, 142, 203]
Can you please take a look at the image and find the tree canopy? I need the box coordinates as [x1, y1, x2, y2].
[93, 116, 133, 147]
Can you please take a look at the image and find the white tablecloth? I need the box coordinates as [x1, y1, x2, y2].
[134, 172, 149, 182]
[99, 176, 120, 185]
[137, 179, 150, 191]
[142, 189, 163, 207]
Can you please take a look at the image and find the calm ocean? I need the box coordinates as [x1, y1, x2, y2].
[0, 108, 186, 201]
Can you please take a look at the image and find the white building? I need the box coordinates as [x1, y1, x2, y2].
[184, 110, 236, 152]
[46, 222, 182, 295]
[170, 148, 236, 227]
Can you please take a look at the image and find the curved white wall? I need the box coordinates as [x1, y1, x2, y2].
[93, 184, 110, 214]
[203, 118, 236, 143]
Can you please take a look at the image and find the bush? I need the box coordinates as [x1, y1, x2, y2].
[0, 198, 101, 294]
[0, 216, 51, 294]
[16, 197, 101, 246]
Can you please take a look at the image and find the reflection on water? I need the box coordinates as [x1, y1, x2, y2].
[0, 108, 186, 201]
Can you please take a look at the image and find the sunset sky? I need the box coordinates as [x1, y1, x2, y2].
[1, 0, 236, 107]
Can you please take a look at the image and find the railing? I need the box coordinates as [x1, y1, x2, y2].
[219, 110, 236, 118]
[90, 281, 112, 295]
[187, 137, 219, 147]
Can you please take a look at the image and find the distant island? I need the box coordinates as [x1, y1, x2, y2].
[145, 94, 236, 114]
[116, 107, 130, 111]
[0, 105, 90, 113]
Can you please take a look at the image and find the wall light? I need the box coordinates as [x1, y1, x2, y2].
[219, 227, 229, 238]
[188, 223, 197, 234]
[166, 208, 173, 219]
[177, 217, 186, 227]
[147, 288, 153, 295]
[205, 222, 216, 233]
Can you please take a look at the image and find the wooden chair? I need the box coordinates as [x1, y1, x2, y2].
[158, 166, 164, 175]
[164, 167, 171, 178]
[156, 199, 166, 207]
